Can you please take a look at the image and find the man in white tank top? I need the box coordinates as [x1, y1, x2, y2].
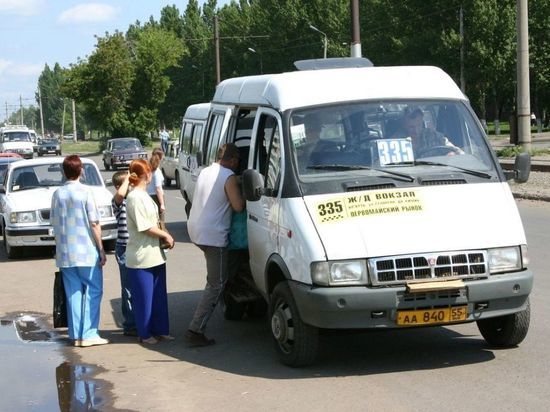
[185, 143, 244, 346]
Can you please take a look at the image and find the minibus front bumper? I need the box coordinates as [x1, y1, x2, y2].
[288, 269, 533, 329]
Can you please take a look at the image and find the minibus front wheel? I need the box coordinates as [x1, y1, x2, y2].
[477, 298, 530, 347]
[270, 282, 318, 367]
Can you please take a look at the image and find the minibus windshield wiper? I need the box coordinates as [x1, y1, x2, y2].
[413, 160, 492, 179]
[307, 164, 415, 182]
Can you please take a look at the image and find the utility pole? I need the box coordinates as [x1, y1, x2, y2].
[5, 101, 8, 124]
[350, 0, 362, 57]
[61, 99, 66, 138]
[72, 99, 77, 143]
[38, 88, 45, 137]
[516, 0, 531, 149]
[19, 95, 23, 125]
[459, 5, 465, 93]
[214, 15, 221, 85]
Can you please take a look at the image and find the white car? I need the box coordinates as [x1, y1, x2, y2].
[160, 141, 179, 187]
[0, 157, 117, 259]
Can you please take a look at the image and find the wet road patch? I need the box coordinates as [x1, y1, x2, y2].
[0, 313, 117, 411]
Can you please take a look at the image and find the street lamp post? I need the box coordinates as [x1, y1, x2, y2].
[309, 24, 327, 58]
[247, 47, 263, 74]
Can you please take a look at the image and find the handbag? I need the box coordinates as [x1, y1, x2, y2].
[158, 220, 172, 249]
[53, 271, 68, 328]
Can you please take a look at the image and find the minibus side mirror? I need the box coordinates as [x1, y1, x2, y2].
[242, 169, 264, 201]
[0, 184, 5, 194]
[504, 151, 530, 183]
[196, 151, 203, 167]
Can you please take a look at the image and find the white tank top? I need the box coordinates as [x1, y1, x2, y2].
[187, 162, 234, 247]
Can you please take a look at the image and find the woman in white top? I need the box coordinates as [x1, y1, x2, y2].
[126, 158, 174, 345]
[146, 148, 165, 219]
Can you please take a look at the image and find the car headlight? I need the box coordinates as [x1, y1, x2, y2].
[139, 153, 148, 159]
[488, 246, 526, 274]
[97, 205, 113, 219]
[311, 260, 368, 286]
[10, 211, 37, 224]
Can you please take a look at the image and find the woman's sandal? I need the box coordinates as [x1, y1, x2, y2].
[155, 335, 175, 341]
[138, 336, 158, 345]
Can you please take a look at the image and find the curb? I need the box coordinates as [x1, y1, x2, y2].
[512, 192, 550, 202]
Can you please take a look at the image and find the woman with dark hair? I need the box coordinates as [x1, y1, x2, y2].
[125, 158, 174, 344]
[51, 154, 108, 347]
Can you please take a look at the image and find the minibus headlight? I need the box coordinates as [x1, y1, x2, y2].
[488, 246, 523, 274]
[311, 260, 367, 286]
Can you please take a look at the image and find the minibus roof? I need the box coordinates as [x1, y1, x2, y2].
[213, 65, 466, 111]
[183, 102, 211, 120]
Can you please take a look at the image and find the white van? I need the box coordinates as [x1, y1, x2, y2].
[0, 125, 34, 159]
[196, 58, 532, 366]
[177, 103, 210, 216]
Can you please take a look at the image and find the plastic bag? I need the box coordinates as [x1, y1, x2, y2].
[53, 271, 67, 328]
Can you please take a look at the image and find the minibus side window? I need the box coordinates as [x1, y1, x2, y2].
[191, 124, 203, 155]
[180, 122, 193, 155]
[255, 114, 281, 194]
[206, 113, 224, 166]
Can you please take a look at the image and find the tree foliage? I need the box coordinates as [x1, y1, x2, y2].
[40, 1, 550, 138]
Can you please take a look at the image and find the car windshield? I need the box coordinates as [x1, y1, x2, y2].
[9, 163, 103, 192]
[42, 139, 59, 144]
[290, 100, 496, 182]
[2, 132, 31, 142]
[112, 140, 141, 150]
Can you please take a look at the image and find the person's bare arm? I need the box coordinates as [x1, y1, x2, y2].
[91, 221, 106, 266]
[225, 175, 245, 212]
[155, 186, 166, 213]
[144, 226, 174, 249]
[113, 173, 130, 206]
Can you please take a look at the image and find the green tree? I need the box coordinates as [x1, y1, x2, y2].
[129, 26, 186, 140]
[62, 32, 135, 137]
[37, 63, 66, 133]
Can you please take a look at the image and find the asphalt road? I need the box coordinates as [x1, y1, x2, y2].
[1, 154, 549, 411]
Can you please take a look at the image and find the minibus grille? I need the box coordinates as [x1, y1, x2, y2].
[369, 250, 488, 286]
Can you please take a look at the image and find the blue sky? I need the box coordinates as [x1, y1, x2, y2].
[0, 0, 227, 124]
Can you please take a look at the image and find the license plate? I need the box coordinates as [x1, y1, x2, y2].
[396, 306, 468, 326]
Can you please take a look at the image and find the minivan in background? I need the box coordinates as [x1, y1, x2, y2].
[178, 103, 210, 217]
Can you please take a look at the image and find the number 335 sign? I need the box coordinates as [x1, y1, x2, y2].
[377, 138, 414, 166]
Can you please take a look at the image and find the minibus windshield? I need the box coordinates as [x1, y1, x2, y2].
[289, 100, 496, 180]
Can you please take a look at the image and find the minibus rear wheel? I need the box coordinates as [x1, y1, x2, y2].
[477, 299, 530, 347]
[270, 282, 318, 367]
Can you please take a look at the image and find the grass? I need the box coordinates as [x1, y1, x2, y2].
[61, 139, 154, 155]
[497, 146, 550, 158]
[61, 139, 102, 154]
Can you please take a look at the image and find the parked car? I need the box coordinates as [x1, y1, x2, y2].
[102, 137, 148, 170]
[37, 138, 61, 156]
[0, 154, 23, 185]
[160, 141, 179, 187]
[0, 157, 117, 258]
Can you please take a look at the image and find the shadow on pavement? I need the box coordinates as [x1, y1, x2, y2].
[108, 290, 496, 379]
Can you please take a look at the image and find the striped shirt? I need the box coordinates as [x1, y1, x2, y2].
[112, 197, 129, 246]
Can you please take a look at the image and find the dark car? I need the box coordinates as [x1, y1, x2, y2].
[102, 137, 148, 170]
[37, 138, 61, 156]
